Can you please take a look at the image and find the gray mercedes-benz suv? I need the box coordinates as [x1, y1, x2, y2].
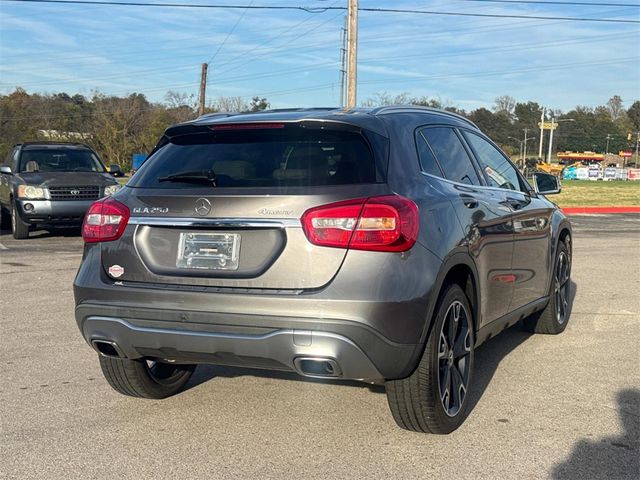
[73, 107, 572, 433]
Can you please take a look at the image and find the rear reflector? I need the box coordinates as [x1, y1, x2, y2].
[82, 197, 130, 243]
[210, 123, 285, 131]
[301, 196, 419, 252]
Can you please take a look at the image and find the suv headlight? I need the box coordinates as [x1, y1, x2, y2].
[104, 184, 121, 196]
[17, 185, 48, 199]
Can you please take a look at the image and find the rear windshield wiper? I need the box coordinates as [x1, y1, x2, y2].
[158, 169, 217, 186]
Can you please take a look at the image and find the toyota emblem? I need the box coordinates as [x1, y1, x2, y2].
[194, 198, 212, 216]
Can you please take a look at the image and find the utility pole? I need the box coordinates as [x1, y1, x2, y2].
[198, 62, 208, 117]
[538, 107, 545, 159]
[605, 134, 613, 154]
[523, 128, 528, 162]
[339, 16, 347, 108]
[345, 0, 358, 110]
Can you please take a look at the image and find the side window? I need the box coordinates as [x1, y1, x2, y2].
[421, 127, 481, 186]
[11, 149, 20, 171]
[463, 131, 522, 191]
[415, 131, 443, 177]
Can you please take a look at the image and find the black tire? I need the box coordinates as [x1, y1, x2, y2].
[386, 284, 475, 434]
[11, 201, 29, 239]
[523, 240, 571, 334]
[98, 355, 195, 399]
[0, 205, 11, 230]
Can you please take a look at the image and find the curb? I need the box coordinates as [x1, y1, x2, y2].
[562, 206, 640, 215]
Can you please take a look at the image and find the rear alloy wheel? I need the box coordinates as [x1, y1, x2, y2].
[386, 284, 475, 434]
[523, 240, 571, 334]
[98, 355, 195, 399]
[11, 201, 29, 239]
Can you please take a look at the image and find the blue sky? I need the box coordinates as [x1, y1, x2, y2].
[0, 0, 638, 111]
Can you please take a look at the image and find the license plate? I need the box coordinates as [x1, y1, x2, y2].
[176, 232, 241, 270]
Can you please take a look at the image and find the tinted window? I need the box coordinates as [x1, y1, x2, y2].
[416, 131, 443, 177]
[463, 132, 522, 191]
[421, 127, 480, 185]
[19, 149, 105, 173]
[131, 126, 383, 188]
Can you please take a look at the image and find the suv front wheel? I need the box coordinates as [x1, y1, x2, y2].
[386, 284, 475, 434]
[11, 200, 29, 239]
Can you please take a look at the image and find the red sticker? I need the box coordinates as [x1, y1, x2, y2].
[108, 265, 124, 278]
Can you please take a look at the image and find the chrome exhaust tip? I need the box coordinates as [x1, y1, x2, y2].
[294, 357, 342, 378]
[91, 339, 125, 359]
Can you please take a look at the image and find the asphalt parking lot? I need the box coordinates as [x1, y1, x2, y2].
[0, 215, 638, 480]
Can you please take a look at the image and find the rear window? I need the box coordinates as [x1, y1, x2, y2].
[130, 125, 385, 188]
[19, 148, 105, 173]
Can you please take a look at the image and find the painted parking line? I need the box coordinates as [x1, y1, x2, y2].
[0, 243, 8, 250]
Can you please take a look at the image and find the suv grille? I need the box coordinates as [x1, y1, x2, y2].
[49, 186, 101, 201]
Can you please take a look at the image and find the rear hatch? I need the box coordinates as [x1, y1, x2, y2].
[100, 120, 390, 290]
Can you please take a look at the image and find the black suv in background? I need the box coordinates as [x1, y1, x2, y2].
[74, 107, 572, 434]
[0, 142, 121, 239]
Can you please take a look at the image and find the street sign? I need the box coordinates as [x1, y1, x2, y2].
[538, 122, 558, 130]
[619, 151, 633, 158]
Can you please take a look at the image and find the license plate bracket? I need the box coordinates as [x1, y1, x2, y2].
[176, 232, 241, 270]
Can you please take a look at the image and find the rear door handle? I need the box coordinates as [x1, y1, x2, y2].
[460, 194, 478, 209]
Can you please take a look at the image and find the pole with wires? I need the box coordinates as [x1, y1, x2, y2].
[346, 0, 358, 110]
[198, 62, 208, 117]
[339, 15, 347, 108]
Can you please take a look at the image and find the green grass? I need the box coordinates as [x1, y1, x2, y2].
[555, 180, 640, 207]
[116, 175, 638, 207]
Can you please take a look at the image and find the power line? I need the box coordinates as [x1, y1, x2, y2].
[205, 0, 255, 65]
[2, 55, 635, 120]
[449, 0, 640, 6]
[355, 6, 640, 23]
[2, 0, 639, 23]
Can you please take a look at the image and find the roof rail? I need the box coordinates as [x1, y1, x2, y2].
[194, 107, 341, 121]
[371, 105, 478, 129]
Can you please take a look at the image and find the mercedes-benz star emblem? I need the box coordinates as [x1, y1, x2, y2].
[194, 198, 212, 216]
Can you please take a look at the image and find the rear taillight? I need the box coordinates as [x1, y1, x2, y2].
[301, 196, 419, 252]
[82, 197, 130, 243]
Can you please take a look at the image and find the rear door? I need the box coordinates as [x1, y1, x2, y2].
[417, 126, 514, 326]
[101, 121, 390, 290]
[461, 130, 554, 311]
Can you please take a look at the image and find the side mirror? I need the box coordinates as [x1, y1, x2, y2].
[533, 172, 561, 195]
[0, 165, 12, 175]
[109, 164, 122, 175]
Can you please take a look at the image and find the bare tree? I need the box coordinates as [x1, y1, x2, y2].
[361, 91, 412, 107]
[493, 95, 516, 118]
[212, 96, 249, 113]
[607, 95, 624, 121]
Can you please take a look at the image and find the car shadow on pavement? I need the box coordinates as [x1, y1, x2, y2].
[184, 280, 578, 405]
[28, 227, 82, 239]
[467, 279, 577, 414]
[551, 388, 640, 480]
[187, 364, 386, 394]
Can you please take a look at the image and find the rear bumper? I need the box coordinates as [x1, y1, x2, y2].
[74, 242, 443, 381]
[81, 316, 384, 382]
[16, 198, 95, 225]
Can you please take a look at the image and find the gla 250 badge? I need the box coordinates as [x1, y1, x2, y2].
[132, 207, 169, 214]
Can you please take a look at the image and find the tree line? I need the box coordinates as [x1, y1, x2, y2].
[1, 87, 638, 170]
